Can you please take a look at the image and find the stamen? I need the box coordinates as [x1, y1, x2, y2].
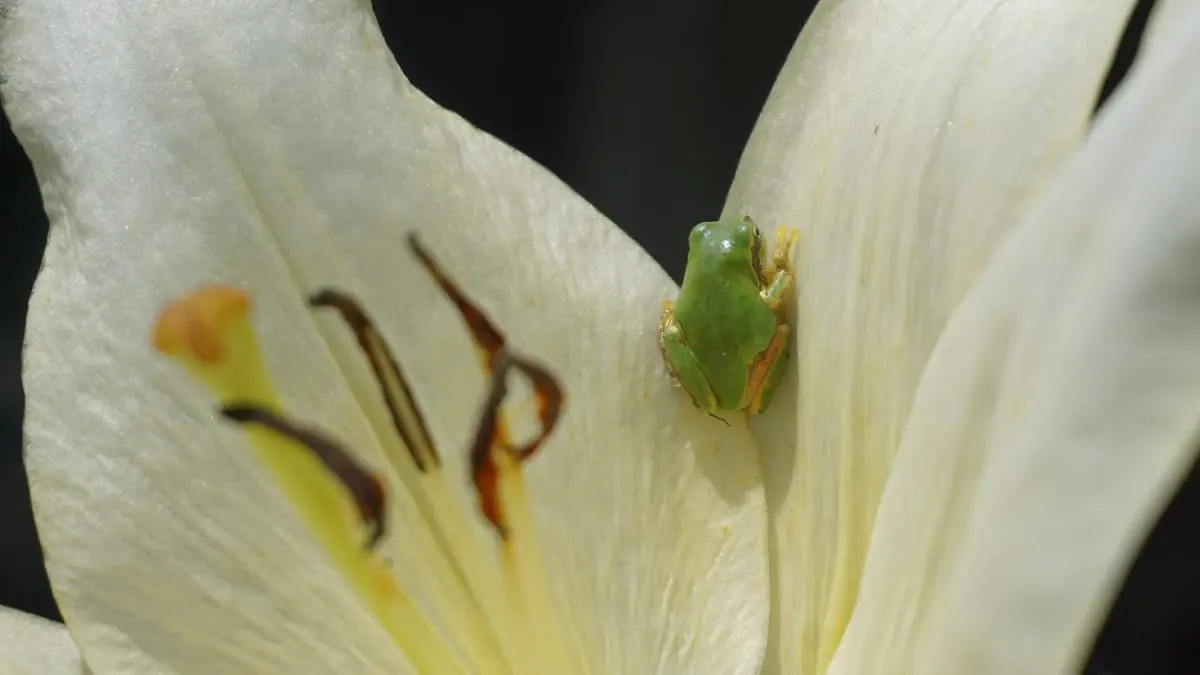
[406, 234, 565, 534]
[152, 286, 464, 674]
[309, 289, 441, 472]
[467, 349, 582, 673]
[220, 404, 387, 550]
[408, 233, 580, 673]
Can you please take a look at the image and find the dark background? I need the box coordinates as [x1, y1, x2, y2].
[1, 0, 1194, 672]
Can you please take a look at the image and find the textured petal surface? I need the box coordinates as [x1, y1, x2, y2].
[723, 1, 1137, 672]
[832, 5, 1200, 674]
[0, 608, 89, 675]
[0, 0, 767, 673]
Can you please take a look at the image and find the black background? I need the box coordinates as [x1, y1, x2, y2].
[1, 0, 1195, 672]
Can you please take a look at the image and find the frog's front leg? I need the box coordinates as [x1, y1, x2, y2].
[748, 323, 792, 414]
[761, 226, 800, 312]
[658, 302, 720, 416]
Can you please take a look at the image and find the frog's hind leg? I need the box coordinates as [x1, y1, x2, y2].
[659, 302, 721, 416]
[748, 324, 791, 415]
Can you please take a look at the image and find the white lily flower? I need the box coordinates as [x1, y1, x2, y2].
[1, 0, 1197, 674]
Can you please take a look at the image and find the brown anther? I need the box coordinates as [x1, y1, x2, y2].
[152, 285, 251, 362]
[310, 288, 441, 472]
[468, 354, 564, 538]
[468, 358, 511, 537]
[221, 403, 388, 550]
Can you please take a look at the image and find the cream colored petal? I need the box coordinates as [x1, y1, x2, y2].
[0, 608, 89, 674]
[829, 5, 1200, 674]
[723, 1, 1138, 672]
[1, 0, 768, 673]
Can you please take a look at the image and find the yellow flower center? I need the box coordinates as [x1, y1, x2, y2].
[151, 234, 580, 674]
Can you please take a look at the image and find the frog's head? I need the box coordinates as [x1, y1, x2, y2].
[690, 213, 763, 261]
[689, 214, 766, 283]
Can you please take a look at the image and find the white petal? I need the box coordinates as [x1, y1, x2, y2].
[723, 1, 1138, 671]
[1, 0, 768, 673]
[830, 5, 1200, 674]
[0, 608, 89, 674]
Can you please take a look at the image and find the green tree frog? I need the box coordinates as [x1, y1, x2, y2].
[658, 213, 799, 417]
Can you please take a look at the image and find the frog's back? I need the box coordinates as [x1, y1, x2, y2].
[673, 216, 777, 408]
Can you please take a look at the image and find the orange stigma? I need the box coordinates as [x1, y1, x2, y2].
[152, 285, 251, 362]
